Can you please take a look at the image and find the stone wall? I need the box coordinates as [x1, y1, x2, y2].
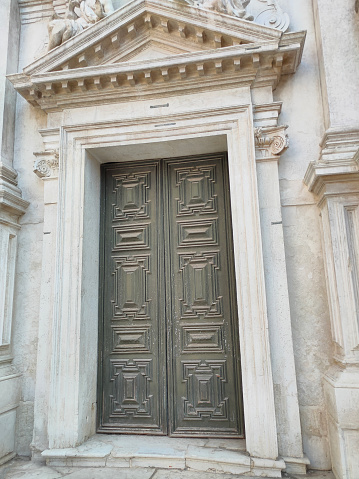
[5, 0, 354, 472]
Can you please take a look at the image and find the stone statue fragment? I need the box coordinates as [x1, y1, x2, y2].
[198, 0, 253, 20]
[48, 0, 115, 51]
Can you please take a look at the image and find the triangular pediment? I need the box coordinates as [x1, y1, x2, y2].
[22, 0, 283, 75]
[8, 0, 305, 112]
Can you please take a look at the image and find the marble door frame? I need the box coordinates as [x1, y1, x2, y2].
[33, 100, 297, 476]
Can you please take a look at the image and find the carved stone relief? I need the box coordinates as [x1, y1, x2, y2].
[254, 125, 289, 160]
[47, 0, 290, 51]
[187, 0, 253, 20]
[33, 150, 59, 178]
[184, 0, 290, 31]
[48, 0, 114, 50]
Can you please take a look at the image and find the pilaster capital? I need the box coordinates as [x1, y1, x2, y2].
[304, 128, 359, 197]
[33, 150, 59, 179]
[254, 125, 289, 161]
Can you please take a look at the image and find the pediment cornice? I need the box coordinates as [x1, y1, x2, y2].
[9, 0, 305, 112]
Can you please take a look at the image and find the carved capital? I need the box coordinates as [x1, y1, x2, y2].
[33, 150, 59, 178]
[254, 125, 289, 160]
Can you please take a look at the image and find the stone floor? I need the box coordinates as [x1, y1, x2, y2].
[0, 458, 335, 479]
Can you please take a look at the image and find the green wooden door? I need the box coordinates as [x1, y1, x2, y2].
[98, 153, 243, 437]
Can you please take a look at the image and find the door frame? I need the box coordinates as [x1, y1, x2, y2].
[42, 102, 280, 463]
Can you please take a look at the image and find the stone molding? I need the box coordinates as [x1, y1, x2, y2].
[0, 163, 29, 216]
[304, 128, 359, 197]
[9, 36, 305, 111]
[33, 150, 59, 178]
[18, 0, 54, 25]
[254, 124, 288, 161]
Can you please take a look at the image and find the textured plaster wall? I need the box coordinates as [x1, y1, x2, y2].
[10, 0, 334, 469]
[275, 0, 333, 470]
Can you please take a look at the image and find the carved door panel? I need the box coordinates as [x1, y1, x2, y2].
[99, 154, 243, 437]
[99, 162, 167, 434]
[165, 156, 243, 436]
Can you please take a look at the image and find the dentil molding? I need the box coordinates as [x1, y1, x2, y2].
[9, 0, 305, 112]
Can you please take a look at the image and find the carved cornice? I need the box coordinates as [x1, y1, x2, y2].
[304, 128, 359, 196]
[254, 125, 288, 161]
[33, 150, 59, 178]
[0, 164, 29, 216]
[8, 33, 305, 111]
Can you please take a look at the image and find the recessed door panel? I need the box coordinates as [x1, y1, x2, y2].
[165, 157, 243, 436]
[98, 154, 243, 437]
[99, 162, 166, 434]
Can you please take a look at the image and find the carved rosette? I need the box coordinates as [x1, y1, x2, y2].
[254, 125, 289, 160]
[249, 0, 290, 31]
[33, 150, 59, 178]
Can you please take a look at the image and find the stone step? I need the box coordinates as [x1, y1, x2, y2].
[42, 435, 283, 476]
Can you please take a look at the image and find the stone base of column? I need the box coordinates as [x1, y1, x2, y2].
[283, 455, 310, 474]
[323, 364, 359, 479]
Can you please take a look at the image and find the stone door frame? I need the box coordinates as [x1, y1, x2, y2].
[32, 97, 305, 475]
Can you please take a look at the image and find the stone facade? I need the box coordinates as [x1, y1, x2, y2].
[0, 0, 358, 478]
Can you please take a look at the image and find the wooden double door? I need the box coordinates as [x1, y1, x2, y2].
[98, 153, 244, 437]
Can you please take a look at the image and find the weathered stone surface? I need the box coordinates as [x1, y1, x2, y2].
[1, 0, 358, 476]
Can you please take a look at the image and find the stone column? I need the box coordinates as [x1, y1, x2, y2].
[30, 145, 59, 458]
[305, 131, 359, 479]
[308, 1, 359, 478]
[0, 0, 29, 465]
[254, 104, 309, 474]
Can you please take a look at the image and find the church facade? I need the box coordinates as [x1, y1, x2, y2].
[0, 1, 358, 478]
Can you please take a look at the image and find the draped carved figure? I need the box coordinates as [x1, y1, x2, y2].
[48, 0, 115, 51]
[200, 0, 252, 19]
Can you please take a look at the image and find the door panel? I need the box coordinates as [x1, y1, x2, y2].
[165, 156, 243, 437]
[98, 154, 243, 437]
[99, 162, 167, 434]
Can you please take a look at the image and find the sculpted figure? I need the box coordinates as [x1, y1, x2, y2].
[200, 0, 253, 19]
[48, 0, 115, 51]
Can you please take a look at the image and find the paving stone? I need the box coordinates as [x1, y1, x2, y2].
[61, 467, 155, 478]
[0, 460, 63, 479]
